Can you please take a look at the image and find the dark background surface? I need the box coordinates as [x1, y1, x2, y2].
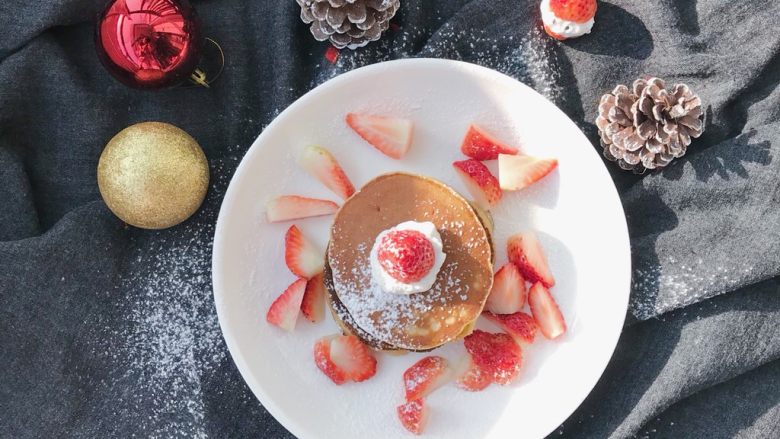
[1, 1, 779, 438]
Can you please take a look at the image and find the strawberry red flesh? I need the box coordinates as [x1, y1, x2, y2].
[301, 272, 326, 323]
[314, 334, 377, 384]
[528, 282, 567, 339]
[498, 154, 558, 191]
[397, 398, 427, 435]
[377, 230, 435, 283]
[346, 113, 414, 159]
[284, 225, 323, 279]
[266, 195, 339, 223]
[266, 278, 307, 332]
[549, 0, 597, 23]
[403, 356, 452, 401]
[483, 311, 538, 345]
[507, 232, 555, 287]
[460, 124, 519, 160]
[453, 159, 502, 208]
[485, 263, 527, 314]
[298, 145, 355, 200]
[455, 355, 492, 392]
[463, 330, 522, 385]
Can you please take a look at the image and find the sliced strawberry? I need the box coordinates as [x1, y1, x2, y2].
[266, 278, 307, 331]
[314, 334, 377, 384]
[284, 225, 323, 278]
[397, 398, 427, 435]
[314, 336, 346, 384]
[403, 356, 452, 401]
[497, 154, 558, 191]
[266, 195, 339, 223]
[455, 355, 491, 391]
[453, 159, 502, 208]
[483, 311, 538, 345]
[549, 0, 597, 23]
[485, 263, 527, 314]
[301, 272, 326, 323]
[528, 282, 567, 339]
[507, 232, 555, 287]
[463, 330, 522, 385]
[297, 145, 355, 200]
[460, 124, 519, 160]
[346, 113, 414, 159]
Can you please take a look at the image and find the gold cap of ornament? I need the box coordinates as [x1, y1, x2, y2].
[97, 122, 209, 229]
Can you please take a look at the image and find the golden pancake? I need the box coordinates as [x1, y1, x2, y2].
[326, 172, 494, 351]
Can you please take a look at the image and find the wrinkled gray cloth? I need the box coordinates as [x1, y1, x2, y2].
[1, 1, 778, 438]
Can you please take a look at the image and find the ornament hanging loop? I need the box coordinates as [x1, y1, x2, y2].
[187, 38, 225, 88]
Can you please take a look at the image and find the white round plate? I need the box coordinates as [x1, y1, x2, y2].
[213, 59, 630, 439]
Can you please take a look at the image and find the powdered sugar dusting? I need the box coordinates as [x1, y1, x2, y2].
[107, 147, 244, 438]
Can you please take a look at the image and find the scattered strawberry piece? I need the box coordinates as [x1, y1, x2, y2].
[301, 272, 326, 323]
[377, 230, 435, 283]
[284, 225, 323, 279]
[485, 263, 527, 314]
[397, 398, 427, 435]
[266, 195, 339, 223]
[455, 355, 491, 392]
[346, 113, 414, 159]
[266, 278, 307, 332]
[324, 46, 340, 64]
[298, 145, 355, 200]
[453, 159, 502, 208]
[483, 311, 538, 345]
[497, 154, 558, 191]
[463, 330, 522, 385]
[528, 282, 567, 339]
[549, 0, 597, 23]
[314, 336, 346, 384]
[460, 124, 519, 160]
[507, 232, 555, 287]
[403, 356, 452, 401]
[314, 334, 377, 384]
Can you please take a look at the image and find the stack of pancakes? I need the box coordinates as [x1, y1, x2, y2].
[325, 173, 495, 352]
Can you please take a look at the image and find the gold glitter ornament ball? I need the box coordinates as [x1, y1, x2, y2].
[97, 122, 209, 229]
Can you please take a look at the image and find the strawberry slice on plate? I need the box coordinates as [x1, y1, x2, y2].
[485, 263, 527, 314]
[397, 398, 427, 435]
[498, 153, 558, 191]
[455, 355, 492, 392]
[403, 356, 452, 401]
[266, 195, 339, 223]
[453, 159, 502, 208]
[346, 113, 414, 159]
[528, 282, 567, 339]
[314, 334, 377, 384]
[507, 231, 555, 287]
[301, 272, 326, 323]
[285, 225, 323, 278]
[483, 311, 538, 345]
[266, 278, 307, 332]
[463, 330, 522, 385]
[460, 124, 519, 160]
[298, 145, 355, 200]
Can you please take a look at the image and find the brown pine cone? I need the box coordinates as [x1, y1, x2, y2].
[297, 0, 400, 50]
[596, 77, 704, 173]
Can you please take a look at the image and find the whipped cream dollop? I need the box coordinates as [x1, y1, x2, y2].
[540, 0, 594, 39]
[369, 221, 446, 295]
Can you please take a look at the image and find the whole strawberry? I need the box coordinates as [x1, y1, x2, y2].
[377, 230, 436, 283]
[541, 0, 597, 41]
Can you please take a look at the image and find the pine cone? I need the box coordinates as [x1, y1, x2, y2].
[596, 77, 704, 173]
[297, 0, 400, 50]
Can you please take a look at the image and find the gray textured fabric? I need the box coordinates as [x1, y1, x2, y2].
[1, 0, 778, 438]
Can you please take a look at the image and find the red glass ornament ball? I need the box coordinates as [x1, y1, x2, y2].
[95, 0, 203, 89]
